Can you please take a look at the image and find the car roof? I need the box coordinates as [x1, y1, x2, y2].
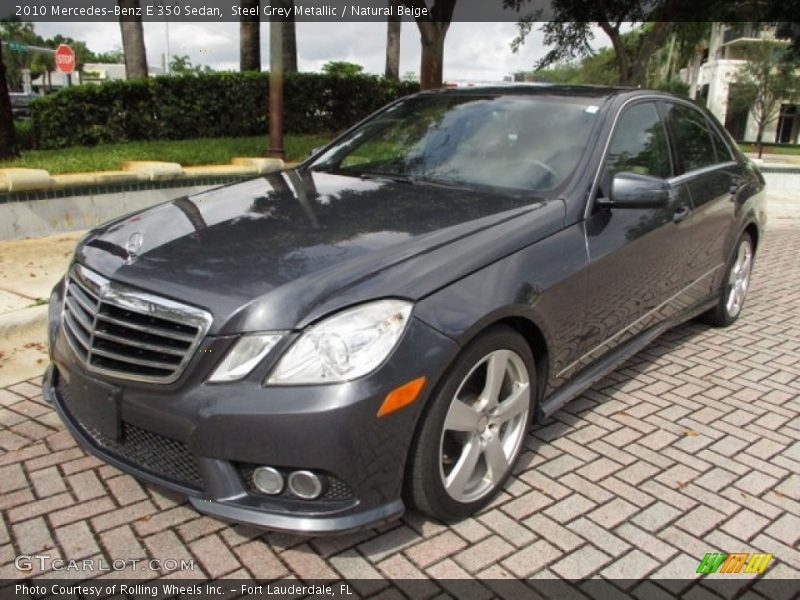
[420, 84, 684, 104]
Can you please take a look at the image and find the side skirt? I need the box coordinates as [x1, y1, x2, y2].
[538, 297, 717, 419]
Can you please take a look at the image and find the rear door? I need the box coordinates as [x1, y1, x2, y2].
[662, 101, 744, 300]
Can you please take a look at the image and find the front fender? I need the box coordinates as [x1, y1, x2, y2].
[414, 222, 589, 392]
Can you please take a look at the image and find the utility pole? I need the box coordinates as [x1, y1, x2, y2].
[268, 17, 285, 158]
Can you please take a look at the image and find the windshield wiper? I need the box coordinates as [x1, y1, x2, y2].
[413, 176, 473, 191]
[357, 172, 415, 184]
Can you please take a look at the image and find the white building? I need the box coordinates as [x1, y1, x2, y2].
[31, 63, 163, 90]
[680, 23, 799, 145]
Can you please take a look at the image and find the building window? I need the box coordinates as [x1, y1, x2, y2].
[776, 104, 799, 144]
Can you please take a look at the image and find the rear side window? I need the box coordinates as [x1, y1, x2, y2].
[666, 103, 718, 173]
[708, 123, 735, 162]
[605, 102, 671, 181]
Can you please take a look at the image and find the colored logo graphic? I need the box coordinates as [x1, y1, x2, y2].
[697, 552, 774, 575]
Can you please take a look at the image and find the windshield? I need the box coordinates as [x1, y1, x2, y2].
[310, 93, 602, 193]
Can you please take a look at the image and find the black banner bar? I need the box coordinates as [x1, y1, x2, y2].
[2, 578, 799, 600]
[0, 0, 795, 23]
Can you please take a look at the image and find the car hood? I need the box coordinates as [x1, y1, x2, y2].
[76, 170, 564, 333]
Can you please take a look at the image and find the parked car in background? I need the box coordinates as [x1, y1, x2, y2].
[44, 85, 766, 534]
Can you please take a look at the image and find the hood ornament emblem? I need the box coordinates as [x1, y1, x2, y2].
[125, 232, 144, 265]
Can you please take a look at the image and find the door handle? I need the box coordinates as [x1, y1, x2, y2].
[673, 204, 690, 223]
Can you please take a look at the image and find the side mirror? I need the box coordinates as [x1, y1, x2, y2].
[598, 172, 671, 209]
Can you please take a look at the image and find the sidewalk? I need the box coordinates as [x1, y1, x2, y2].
[0, 232, 81, 386]
[744, 152, 800, 166]
[1, 225, 798, 584]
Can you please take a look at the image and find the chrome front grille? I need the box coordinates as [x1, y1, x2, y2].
[62, 265, 212, 384]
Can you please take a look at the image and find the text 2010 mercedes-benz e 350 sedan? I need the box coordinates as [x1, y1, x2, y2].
[44, 86, 766, 534]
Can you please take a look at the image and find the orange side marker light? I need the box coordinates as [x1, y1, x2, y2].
[377, 376, 427, 417]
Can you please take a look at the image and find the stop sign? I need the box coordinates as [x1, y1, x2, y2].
[55, 44, 75, 74]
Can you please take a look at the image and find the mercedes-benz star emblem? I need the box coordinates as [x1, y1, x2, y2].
[125, 232, 144, 264]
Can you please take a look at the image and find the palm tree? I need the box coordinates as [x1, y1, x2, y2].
[385, 0, 401, 80]
[0, 39, 18, 159]
[118, 0, 148, 79]
[240, 0, 261, 71]
[282, 1, 297, 74]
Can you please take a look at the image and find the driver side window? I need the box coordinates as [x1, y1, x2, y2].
[601, 102, 671, 195]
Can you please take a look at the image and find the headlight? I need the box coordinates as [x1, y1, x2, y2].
[268, 299, 413, 384]
[209, 333, 283, 382]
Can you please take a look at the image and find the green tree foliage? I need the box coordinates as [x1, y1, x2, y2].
[169, 54, 213, 76]
[522, 46, 618, 86]
[92, 48, 125, 63]
[1, 19, 40, 90]
[728, 40, 800, 157]
[321, 61, 365, 76]
[515, 22, 696, 95]
[774, 23, 800, 60]
[503, 0, 729, 86]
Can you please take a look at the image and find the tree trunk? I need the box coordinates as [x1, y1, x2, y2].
[385, 1, 401, 80]
[598, 22, 630, 85]
[419, 22, 448, 90]
[269, 18, 285, 158]
[239, 0, 261, 71]
[282, 1, 297, 74]
[406, 0, 455, 90]
[660, 33, 676, 83]
[118, 0, 149, 79]
[628, 21, 673, 87]
[0, 40, 17, 160]
[688, 49, 703, 100]
[756, 125, 765, 158]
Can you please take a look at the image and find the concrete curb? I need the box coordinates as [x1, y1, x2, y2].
[0, 304, 48, 339]
[0, 168, 54, 192]
[231, 157, 286, 174]
[0, 157, 286, 194]
[122, 161, 184, 181]
[52, 170, 149, 188]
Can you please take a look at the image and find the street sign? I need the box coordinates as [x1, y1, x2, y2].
[7, 41, 27, 52]
[55, 44, 76, 74]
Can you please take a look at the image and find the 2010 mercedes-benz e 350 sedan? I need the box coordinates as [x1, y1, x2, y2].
[44, 86, 766, 534]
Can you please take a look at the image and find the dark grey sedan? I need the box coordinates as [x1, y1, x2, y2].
[44, 85, 766, 533]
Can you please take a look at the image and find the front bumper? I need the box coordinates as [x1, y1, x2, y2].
[45, 285, 460, 534]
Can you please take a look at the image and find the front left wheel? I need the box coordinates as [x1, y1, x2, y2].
[405, 326, 535, 522]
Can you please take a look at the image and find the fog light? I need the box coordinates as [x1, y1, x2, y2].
[288, 470, 323, 499]
[252, 467, 284, 495]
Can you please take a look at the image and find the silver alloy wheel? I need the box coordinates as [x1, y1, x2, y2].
[726, 239, 753, 318]
[439, 349, 530, 503]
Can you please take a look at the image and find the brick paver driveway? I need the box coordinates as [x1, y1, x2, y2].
[1, 225, 799, 586]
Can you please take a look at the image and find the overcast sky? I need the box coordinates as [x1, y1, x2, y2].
[33, 21, 613, 81]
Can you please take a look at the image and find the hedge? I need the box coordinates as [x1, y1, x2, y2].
[30, 72, 419, 150]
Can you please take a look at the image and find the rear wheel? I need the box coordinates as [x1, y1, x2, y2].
[406, 326, 535, 521]
[703, 233, 754, 327]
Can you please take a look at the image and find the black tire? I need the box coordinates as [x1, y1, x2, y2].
[702, 232, 755, 328]
[405, 325, 536, 522]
